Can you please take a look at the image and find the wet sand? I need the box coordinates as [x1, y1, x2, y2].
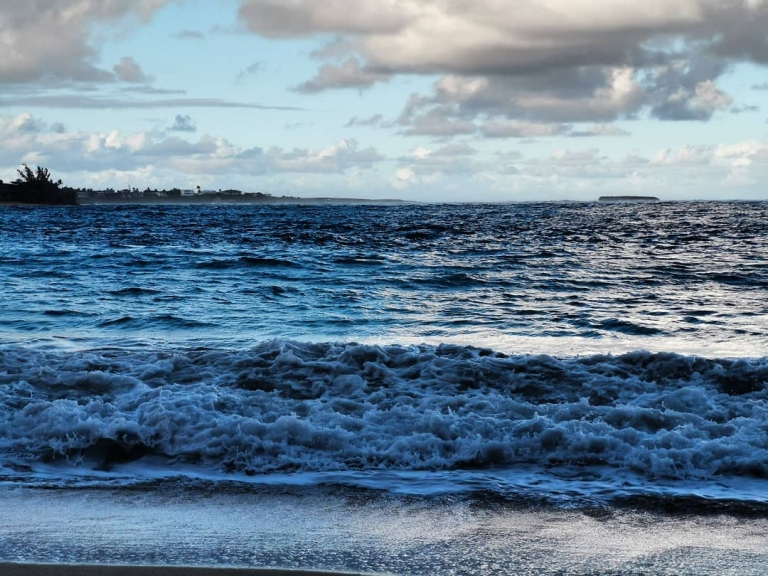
[2, 486, 768, 575]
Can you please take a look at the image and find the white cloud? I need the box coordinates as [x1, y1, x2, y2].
[0, 113, 384, 185]
[652, 145, 715, 165]
[4, 112, 768, 201]
[390, 167, 416, 189]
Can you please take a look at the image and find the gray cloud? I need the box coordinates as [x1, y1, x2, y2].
[0, 95, 303, 111]
[430, 143, 476, 157]
[400, 108, 477, 137]
[481, 121, 572, 139]
[239, 1, 768, 75]
[236, 61, 264, 83]
[294, 58, 389, 93]
[238, 1, 408, 38]
[238, 0, 765, 132]
[345, 114, 384, 127]
[569, 124, 631, 137]
[651, 79, 733, 121]
[0, 1, 169, 83]
[113, 57, 152, 83]
[120, 86, 188, 96]
[730, 104, 760, 114]
[481, 120, 630, 139]
[169, 114, 197, 132]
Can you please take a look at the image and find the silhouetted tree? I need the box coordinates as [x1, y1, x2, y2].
[12, 164, 76, 204]
[16, 164, 61, 187]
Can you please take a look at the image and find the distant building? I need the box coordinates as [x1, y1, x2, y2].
[181, 189, 196, 197]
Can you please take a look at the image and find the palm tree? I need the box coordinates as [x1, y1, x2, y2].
[12, 165, 75, 205]
[15, 164, 61, 187]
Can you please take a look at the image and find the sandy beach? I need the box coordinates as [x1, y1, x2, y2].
[2, 486, 768, 575]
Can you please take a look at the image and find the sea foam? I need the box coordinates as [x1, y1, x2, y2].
[1, 341, 766, 496]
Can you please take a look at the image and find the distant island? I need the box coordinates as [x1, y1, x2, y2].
[598, 195, 660, 203]
[0, 164, 409, 206]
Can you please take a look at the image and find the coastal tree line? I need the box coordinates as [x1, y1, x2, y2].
[0, 165, 278, 205]
[0, 165, 77, 205]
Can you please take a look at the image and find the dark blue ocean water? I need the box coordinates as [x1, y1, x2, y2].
[1, 202, 768, 510]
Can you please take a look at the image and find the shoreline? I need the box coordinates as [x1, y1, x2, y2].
[0, 199, 413, 207]
[0, 564, 369, 576]
[3, 486, 768, 575]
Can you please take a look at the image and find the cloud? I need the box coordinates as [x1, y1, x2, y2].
[120, 86, 188, 96]
[0, 113, 383, 180]
[239, 0, 764, 131]
[4, 111, 768, 201]
[390, 167, 417, 190]
[651, 79, 733, 121]
[175, 30, 205, 40]
[400, 67, 648, 131]
[345, 114, 384, 127]
[169, 114, 197, 132]
[113, 57, 152, 83]
[252, 139, 384, 174]
[393, 142, 482, 180]
[294, 58, 389, 93]
[569, 124, 631, 137]
[0, 1, 169, 83]
[239, 1, 768, 75]
[236, 61, 264, 83]
[238, 1, 409, 38]
[730, 104, 760, 114]
[399, 108, 477, 137]
[481, 120, 572, 139]
[430, 143, 477, 157]
[0, 95, 303, 111]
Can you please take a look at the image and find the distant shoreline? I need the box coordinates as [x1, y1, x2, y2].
[77, 197, 413, 206]
[598, 195, 660, 203]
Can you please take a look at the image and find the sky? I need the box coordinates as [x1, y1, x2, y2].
[1, 1, 768, 202]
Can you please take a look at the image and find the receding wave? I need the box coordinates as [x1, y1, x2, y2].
[0, 341, 766, 505]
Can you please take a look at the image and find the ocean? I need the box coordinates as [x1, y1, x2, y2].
[1, 201, 768, 574]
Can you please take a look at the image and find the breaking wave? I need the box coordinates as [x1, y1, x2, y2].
[1, 340, 767, 504]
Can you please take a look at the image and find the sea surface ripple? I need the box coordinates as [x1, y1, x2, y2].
[1, 202, 766, 354]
